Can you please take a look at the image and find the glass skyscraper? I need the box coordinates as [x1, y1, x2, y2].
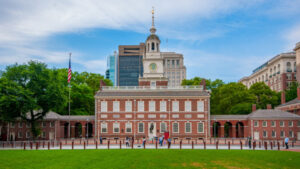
[106, 51, 117, 86]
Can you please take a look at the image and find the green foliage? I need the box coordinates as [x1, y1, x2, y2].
[181, 77, 224, 90]
[0, 61, 111, 138]
[285, 82, 298, 102]
[249, 82, 280, 109]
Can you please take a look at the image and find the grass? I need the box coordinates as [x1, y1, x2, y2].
[0, 149, 299, 169]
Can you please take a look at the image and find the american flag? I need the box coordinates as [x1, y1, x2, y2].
[68, 53, 72, 83]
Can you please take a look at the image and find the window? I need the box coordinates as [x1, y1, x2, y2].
[294, 62, 297, 72]
[113, 101, 120, 112]
[280, 131, 285, 138]
[138, 123, 144, 133]
[198, 122, 204, 133]
[287, 62, 291, 72]
[125, 114, 132, 118]
[125, 123, 132, 133]
[160, 101, 166, 112]
[42, 122, 46, 128]
[18, 132, 22, 138]
[280, 121, 284, 127]
[138, 101, 144, 112]
[172, 114, 179, 118]
[185, 101, 191, 112]
[18, 122, 23, 128]
[10, 122, 15, 128]
[271, 131, 276, 138]
[197, 101, 204, 112]
[288, 121, 293, 127]
[160, 122, 167, 133]
[113, 123, 120, 133]
[113, 114, 120, 118]
[26, 122, 31, 128]
[101, 123, 107, 133]
[50, 122, 54, 127]
[263, 131, 267, 138]
[42, 132, 46, 138]
[254, 121, 258, 127]
[125, 101, 132, 112]
[185, 114, 192, 118]
[262, 121, 267, 127]
[26, 131, 31, 138]
[149, 101, 155, 112]
[173, 123, 179, 133]
[148, 114, 156, 118]
[151, 42, 155, 51]
[100, 114, 107, 118]
[160, 114, 167, 118]
[185, 122, 191, 133]
[197, 114, 204, 118]
[271, 121, 276, 127]
[172, 101, 179, 112]
[289, 131, 294, 137]
[298, 121, 300, 127]
[137, 114, 144, 118]
[101, 101, 107, 112]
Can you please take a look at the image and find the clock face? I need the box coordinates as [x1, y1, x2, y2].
[149, 63, 157, 71]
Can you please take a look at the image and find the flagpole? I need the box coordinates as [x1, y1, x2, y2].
[68, 53, 72, 138]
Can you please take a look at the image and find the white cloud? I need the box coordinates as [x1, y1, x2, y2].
[283, 24, 300, 51]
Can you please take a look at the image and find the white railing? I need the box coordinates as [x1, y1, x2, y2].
[102, 85, 204, 91]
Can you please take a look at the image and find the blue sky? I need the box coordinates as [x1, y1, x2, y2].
[0, 0, 300, 82]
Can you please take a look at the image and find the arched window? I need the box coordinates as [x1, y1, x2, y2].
[287, 62, 291, 72]
[156, 43, 159, 51]
[294, 62, 296, 72]
[151, 42, 155, 51]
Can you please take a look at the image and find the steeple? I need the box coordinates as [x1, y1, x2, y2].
[150, 7, 156, 34]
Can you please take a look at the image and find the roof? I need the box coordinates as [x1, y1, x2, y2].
[58, 115, 94, 121]
[211, 115, 248, 120]
[276, 98, 300, 108]
[146, 34, 160, 42]
[95, 90, 210, 97]
[248, 109, 300, 120]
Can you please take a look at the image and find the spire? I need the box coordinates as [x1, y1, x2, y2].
[150, 7, 156, 34]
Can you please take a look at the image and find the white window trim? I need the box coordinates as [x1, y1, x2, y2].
[197, 101, 204, 112]
[185, 122, 192, 133]
[262, 121, 267, 127]
[100, 114, 108, 118]
[138, 101, 144, 112]
[197, 122, 204, 133]
[42, 122, 47, 128]
[10, 122, 15, 128]
[185, 101, 191, 112]
[113, 123, 120, 133]
[271, 121, 276, 127]
[254, 121, 259, 127]
[26, 131, 30, 138]
[101, 123, 108, 133]
[160, 114, 167, 118]
[125, 122, 132, 133]
[138, 122, 144, 133]
[172, 101, 179, 112]
[101, 101, 107, 112]
[280, 121, 285, 127]
[42, 132, 46, 138]
[160, 101, 166, 112]
[289, 121, 293, 127]
[125, 101, 132, 112]
[280, 131, 285, 138]
[18, 132, 22, 138]
[113, 101, 120, 112]
[263, 131, 267, 138]
[172, 122, 179, 133]
[18, 122, 22, 128]
[289, 131, 294, 137]
[172, 114, 179, 118]
[160, 122, 167, 133]
[271, 131, 276, 138]
[50, 121, 54, 128]
[149, 101, 156, 112]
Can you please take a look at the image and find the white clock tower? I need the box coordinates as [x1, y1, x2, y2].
[139, 8, 168, 87]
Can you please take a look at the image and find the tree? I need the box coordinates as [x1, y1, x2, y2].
[211, 82, 256, 114]
[181, 77, 224, 90]
[285, 82, 298, 102]
[1, 61, 65, 139]
[249, 82, 280, 109]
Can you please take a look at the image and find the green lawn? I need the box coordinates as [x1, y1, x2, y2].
[0, 150, 299, 169]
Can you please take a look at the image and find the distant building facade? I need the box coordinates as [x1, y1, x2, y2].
[239, 52, 296, 92]
[117, 44, 145, 86]
[106, 51, 117, 86]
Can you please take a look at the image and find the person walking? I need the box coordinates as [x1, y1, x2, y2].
[125, 137, 129, 147]
[100, 136, 103, 144]
[168, 138, 171, 148]
[285, 137, 289, 149]
[159, 136, 163, 146]
[248, 136, 252, 149]
[142, 137, 146, 148]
